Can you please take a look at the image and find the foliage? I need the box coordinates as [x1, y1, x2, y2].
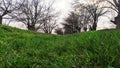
[63, 12, 81, 34]
[0, 25, 120, 68]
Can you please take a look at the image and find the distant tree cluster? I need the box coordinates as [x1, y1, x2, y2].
[56, 0, 109, 35]
[56, 0, 120, 35]
[0, 0, 57, 34]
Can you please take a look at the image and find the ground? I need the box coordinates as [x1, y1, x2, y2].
[0, 25, 120, 68]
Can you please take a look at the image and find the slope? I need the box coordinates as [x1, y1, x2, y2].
[0, 25, 120, 68]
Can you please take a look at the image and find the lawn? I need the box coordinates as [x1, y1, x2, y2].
[0, 25, 120, 68]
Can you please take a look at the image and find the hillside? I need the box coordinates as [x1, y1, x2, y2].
[0, 25, 120, 68]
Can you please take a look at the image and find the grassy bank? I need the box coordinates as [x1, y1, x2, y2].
[0, 25, 120, 68]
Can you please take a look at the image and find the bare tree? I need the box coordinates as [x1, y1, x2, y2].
[63, 0, 109, 34]
[75, 4, 94, 31]
[11, 0, 57, 33]
[38, 19, 58, 34]
[76, 0, 109, 30]
[36, 7, 58, 34]
[0, 0, 17, 24]
[107, 0, 120, 28]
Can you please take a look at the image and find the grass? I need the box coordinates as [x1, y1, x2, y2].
[0, 25, 120, 68]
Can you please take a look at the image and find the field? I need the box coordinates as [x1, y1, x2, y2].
[0, 25, 120, 68]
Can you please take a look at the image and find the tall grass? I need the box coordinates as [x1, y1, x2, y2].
[0, 25, 120, 68]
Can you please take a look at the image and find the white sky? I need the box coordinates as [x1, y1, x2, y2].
[52, 0, 73, 23]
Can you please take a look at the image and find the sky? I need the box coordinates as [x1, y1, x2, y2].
[3, 0, 117, 30]
[52, 0, 73, 24]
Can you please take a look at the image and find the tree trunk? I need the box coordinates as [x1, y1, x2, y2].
[28, 24, 35, 31]
[0, 16, 3, 24]
[91, 21, 97, 30]
[92, 23, 97, 30]
[92, 16, 97, 30]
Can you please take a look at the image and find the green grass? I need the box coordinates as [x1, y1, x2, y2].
[0, 25, 120, 68]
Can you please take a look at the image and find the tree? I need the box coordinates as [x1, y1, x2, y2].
[0, 0, 17, 24]
[63, 12, 80, 34]
[63, 0, 108, 34]
[11, 0, 57, 33]
[55, 28, 64, 35]
[63, 4, 93, 34]
[38, 19, 58, 34]
[36, 7, 59, 34]
[107, 0, 120, 28]
[75, 0, 109, 30]
[75, 4, 94, 31]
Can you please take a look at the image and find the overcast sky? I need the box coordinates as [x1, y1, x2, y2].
[52, 0, 73, 23]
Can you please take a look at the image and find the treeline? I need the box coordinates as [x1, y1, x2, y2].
[56, 0, 120, 35]
[0, 0, 120, 34]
